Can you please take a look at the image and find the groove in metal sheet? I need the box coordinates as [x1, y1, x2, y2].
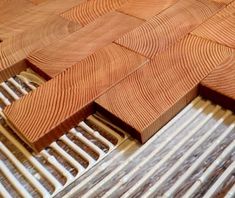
[65, 97, 235, 198]
[203, 160, 235, 198]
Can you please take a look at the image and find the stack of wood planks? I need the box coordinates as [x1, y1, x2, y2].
[0, 0, 234, 152]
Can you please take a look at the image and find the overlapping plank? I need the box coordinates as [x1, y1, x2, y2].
[95, 35, 234, 143]
[118, 0, 179, 20]
[0, 16, 81, 79]
[115, 0, 225, 58]
[192, 1, 235, 48]
[27, 11, 143, 78]
[200, 55, 235, 112]
[61, 0, 128, 26]
[3, 43, 147, 151]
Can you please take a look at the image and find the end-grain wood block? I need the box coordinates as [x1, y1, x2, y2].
[31, 0, 85, 14]
[27, 11, 143, 78]
[3, 44, 147, 152]
[28, 0, 48, 5]
[200, 55, 235, 112]
[0, 0, 84, 76]
[212, 0, 234, 4]
[118, 0, 178, 20]
[192, 1, 235, 48]
[95, 35, 234, 143]
[0, 0, 85, 40]
[61, 0, 128, 26]
[115, 0, 224, 58]
[0, 0, 34, 24]
[0, 16, 81, 77]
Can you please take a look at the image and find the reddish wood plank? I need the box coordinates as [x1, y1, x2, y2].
[61, 0, 128, 26]
[192, 1, 235, 48]
[200, 55, 235, 112]
[0, 16, 81, 78]
[118, 0, 179, 20]
[30, 0, 85, 14]
[3, 44, 147, 152]
[115, 0, 224, 58]
[28, 0, 48, 5]
[95, 35, 234, 143]
[212, 0, 234, 4]
[0, 0, 85, 40]
[27, 12, 143, 78]
[0, 0, 34, 24]
[0, 0, 87, 78]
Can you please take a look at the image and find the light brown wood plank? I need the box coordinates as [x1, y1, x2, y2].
[27, 11, 144, 78]
[118, 0, 179, 20]
[212, 0, 234, 4]
[0, 0, 34, 24]
[0, 16, 81, 75]
[28, 0, 48, 5]
[200, 54, 235, 112]
[0, 0, 85, 78]
[0, 0, 85, 40]
[115, 0, 224, 58]
[61, 0, 128, 26]
[95, 35, 234, 143]
[29, 0, 85, 14]
[192, 1, 235, 48]
[3, 44, 147, 152]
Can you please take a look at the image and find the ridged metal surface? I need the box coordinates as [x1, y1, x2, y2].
[65, 97, 235, 198]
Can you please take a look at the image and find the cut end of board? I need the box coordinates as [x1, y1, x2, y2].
[199, 85, 235, 113]
[95, 87, 198, 144]
[4, 102, 95, 152]
[199, 55, 235, 112]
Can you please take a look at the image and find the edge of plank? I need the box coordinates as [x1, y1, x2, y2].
[95, 87, 198, 143]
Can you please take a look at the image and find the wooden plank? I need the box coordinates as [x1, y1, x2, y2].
[28, 0, 48, 5]
[212, 0, 234, 4]
[115, 0, 225, 58]
[3, 43, 147, 152]
[95, 35, 234, 143]
[0, 0, 85, 40]
[200, 55, 235, 112]
[0, 16, 81, 76]
[0, 0, 84, 77]
[61, 0, 128, 26]
[31, 0, 85, 14]
[192, 1, 235, 48]
[0, 0, 34, 24]
[118, 0, 179, 20]
[27, 11, 144, 78]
